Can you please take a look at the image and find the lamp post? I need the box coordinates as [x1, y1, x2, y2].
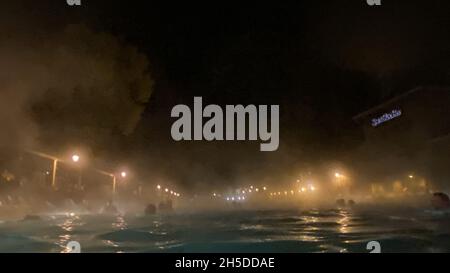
[96, 170, 117, 196]
[51, 159, 58, 188]
[71, 154, 83, 190]
[112, 175, 117, 195]
[27, 150, 59, 189]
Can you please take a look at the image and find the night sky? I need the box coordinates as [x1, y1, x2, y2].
[3, 0, 450, 192]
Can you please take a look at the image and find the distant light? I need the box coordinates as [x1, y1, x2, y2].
[242, 196, 245, 200]
[121, 172, 127, 178]
[213, 193, 217, 197]
[335, 173, 341, 178]
[72, 154, 80, 163]
[263, 187, 267, 191]
[170, 191, 173, 194]
[242, 190, 246, 194]
[310, 185, 316, 191]
[157, 185, 161, 190]
[238, 197, 241, 200]
[248, 189, 252, 193]
[409, 175, 414, 179]
[284, 191, 288, 195]
[256, 188, 259, 192]
[231, 197, 235, 201]
[250, 186, 254, 189]
[278, 192, 281, 195]
[301, 187, 306, 192]
[296, 179, 300, 183]
[165, 188, 169, 192]
[226, 197, 230, 201]
[290, 190, 294, 195]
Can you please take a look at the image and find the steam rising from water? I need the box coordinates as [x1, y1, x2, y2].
[0, 18, 153, 156]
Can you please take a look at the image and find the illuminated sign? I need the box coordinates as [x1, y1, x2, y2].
[371, 109, 402, 127]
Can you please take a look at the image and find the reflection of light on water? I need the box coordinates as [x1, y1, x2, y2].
[302, 215, 318, 223]
[103, 240, 124, 253]
[337, 211, 351, 234]
[57, 216, 76, 252]
[156, 240, 181, 250]
[318, 244, 348, 253]
[298, 215, 321, 242]
[240, 224, 264, 231]
[301, 216, 319, 233]
[298, 234, 320, 242]
[103, 240, 124, 254]
[104, 240, 119, 248]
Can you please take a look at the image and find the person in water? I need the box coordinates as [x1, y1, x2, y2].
[431, 192, 450, 210]
[102, 200, 118, 214]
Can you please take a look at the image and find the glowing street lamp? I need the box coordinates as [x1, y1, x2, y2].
[72, 154, 80, 163]
[335, 172, 346, 187]
[71, 154, 83, 188]
[157, 185, 161, 190]
[334, 171, 350, 197]
[121, 171, 127, 178]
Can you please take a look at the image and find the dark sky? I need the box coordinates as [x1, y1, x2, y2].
[4, 0, 450, 192]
